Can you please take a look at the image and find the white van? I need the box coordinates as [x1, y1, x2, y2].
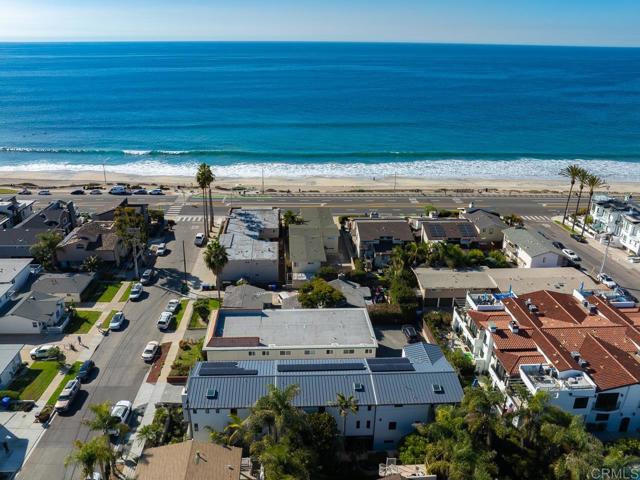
[109, 185, 128, 195]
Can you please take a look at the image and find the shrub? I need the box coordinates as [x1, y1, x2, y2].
[0, 390, 20, 400]
[367, 304, 410, 324]
[316, 265, 338, 281]
[299, 278, 345, 308]
[193, 299, 210, 320]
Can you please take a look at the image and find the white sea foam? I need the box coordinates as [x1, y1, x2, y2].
[1, 158, 639, 181]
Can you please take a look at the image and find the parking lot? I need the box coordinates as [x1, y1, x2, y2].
[374, 324, 423, 357]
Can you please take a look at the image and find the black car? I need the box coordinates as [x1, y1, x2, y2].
[570, 233, 587, 243]
[76, 360, 95, 382]
[70, 189, 86, 195]
[552, 241, 565, 250]
[401, 324, 420, 343]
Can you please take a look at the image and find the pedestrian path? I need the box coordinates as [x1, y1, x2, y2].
[175, 215, 204, 223]
[409, 197, 419, 204]
[522, 215, 552, 223]
[166, 204, 183, 216]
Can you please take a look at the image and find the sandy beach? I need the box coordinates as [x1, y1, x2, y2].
[1, 168, 639, 195]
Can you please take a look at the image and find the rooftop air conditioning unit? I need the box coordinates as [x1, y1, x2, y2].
[488, 322, 497, 333]
[579, 359, 589, 368]
[509, 321, 519, 334]
[527, 303, 538, 313]
[570, 351, 580, 360]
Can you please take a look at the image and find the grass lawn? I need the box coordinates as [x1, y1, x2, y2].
[101, 310, 118, 329]
[46, 361, 82, 405]
[8, 361, 60, 400]
[65, 310, 101, 334]
[170, 339, 204, 376]
[0, 188, 17, 194]
[86, 281, 123, 303]
[118, 282, 133, 302]
[188, 298, 220, 329]
[554, 220, 576, 233]
[173, 299, 189, 329]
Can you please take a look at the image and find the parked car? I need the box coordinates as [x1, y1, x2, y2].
[129, 283, 143, 301]
[109, 311, 125, 330]
[76, 360, 95, 382]
[140, 268, 154, 285]
[108, 400, 132, 435]
[155, 243, 167, 256]
[38, 190, 51, 195]
[616, 287, 638, 303]
[109, 185, 129, 195]
[562, 249, 581, 262]
[157, 311, 173, 330]
[70, 189, 85, 195]
[194, 233, 206, 247]
[537, 230, 550, 239]
[401, 324, 420, 343]
[570, 233, 587, 243]
[149, 188, 163, 195]
[597, 273, 617, 288]
[166, 299, 180, 313]
[30, 344, 57, 360]
[54, 378, 81, 412]
[628, 256, 640, 263]
[17, 188, 31, 195]
[141, 341, 160, 362]
[132, 188, 148, 195]
[89, 189, 102, 195]
[552, 241, 565, 250]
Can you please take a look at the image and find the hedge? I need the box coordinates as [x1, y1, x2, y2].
[367, 303, 417, 324]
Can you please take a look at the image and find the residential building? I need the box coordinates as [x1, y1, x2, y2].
[221, 284, 274, 309]
[0, 344, 24, 388]
[419, 218, 479, 245]
[135, 440, 251, 480]
[0, 200, 77, 258]
[328, 278, 372, 308]
[203, 307, 377, 361]
[31, 272, 96, 303]
[0, 258, 33, 310]
[0, 196, 34, 229]
[460, 208, 507, 245]
[218, 208, 280, 285]
[502, 227, 567, 268]
[56, 221, 129, 268]
[378, 458, 435, 480]
[0, 291, 67, 334]
[413, 266, 599, 308]
[591, 195, 640, 254]
[289, 208, 339, 283]
[350, 218, 414, 268]
[182, 342, 464, 449]
[453, 288, 640, 434]
[92, 197, 149, 223]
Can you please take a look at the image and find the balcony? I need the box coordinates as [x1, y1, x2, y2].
[520, 365, 595, 393]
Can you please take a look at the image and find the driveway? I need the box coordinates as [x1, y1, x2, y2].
[374, 325, 413, 357]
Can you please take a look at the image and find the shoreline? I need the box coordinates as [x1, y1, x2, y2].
[2, 169, 640, 194]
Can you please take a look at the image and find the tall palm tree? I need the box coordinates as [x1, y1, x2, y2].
[196, 163, 211, 237]
[249, 384, 301, 443]
[83, 402, 118, 435]
[571, 168, 590, 232]
[580, 173, 607, 237]
[203, 239, 229, 299]
[136, 423, 162, 448]
[332, 393, 359, 435]
[65, 440, 97, 478]
[559, 164, 584, 225]
[224, 413, 247, 445]
[207, 166, 216, 231]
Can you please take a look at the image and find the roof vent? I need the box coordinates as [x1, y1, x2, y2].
[579, 359, 589, 368]
[570, 351, 580, 360]
[508, 320, 519, 334]
[206, 388, 218, 400]
[527, 303, 538, 313]
[432, 384, 444, 394]
[353, 382, 364, 392]
[488, 322, 497, 333]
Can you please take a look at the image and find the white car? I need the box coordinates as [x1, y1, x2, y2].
[194, 233, 205, 247]
[54, 378, 81, 412]
[141, 341, 160, 362]
[108, 400, 132, 435]
[38, 190, 51, 195]
[166, 299, 180, 313]
[30, 344, 57, 360]
[89, 189, 102, 195]
[562, 249, 580, 262]
[157, 311, 173, 330]
[109, 311, 125, 330]
[156, 243, 167, 256]
[149, 188, 163, 195]
[129, 283, 143, 301]
[628, 256, 640, 264]
[597, 273, 617, 288]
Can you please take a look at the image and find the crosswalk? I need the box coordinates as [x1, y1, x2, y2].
[522, 215, 552, 223]
[175, 215, 204, 223]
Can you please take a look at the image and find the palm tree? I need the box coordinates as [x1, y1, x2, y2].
[571, 168, 590, 232]
[136, 423, 162, 448]
[224, 413, 247, 445]
[559, 164, 584, 225]
[249, 384, 301, 443]
[83, 402, 120, 435]
[207, 166, 216, 230]
[332, 393, 358, 435]
[282, 210, 302, 227]
[203, 239, 229, 299]
[65, 440, 97, 478]
[196, 163, 211, 237]
[257, 437, 311, 480]
[30, 231, 63, 271]
[580, 173, 607, 237]
[82, 255, 102, 273]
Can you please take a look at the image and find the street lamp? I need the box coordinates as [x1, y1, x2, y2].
[599, 215, 622, 275]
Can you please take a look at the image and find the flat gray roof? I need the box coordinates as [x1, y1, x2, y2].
[219, 233, 278, 261]
[0, 258, 32, 283]
[31, 273, 95, 296]
[488, 267, 598, 294]
[221, 208, 279, 261]
[503, 227, 557, 257]
[211, 308, 377, 349]
[0, 344, 23, 373]
[413, 267, 497, 291]
[289, 230, 326, 264]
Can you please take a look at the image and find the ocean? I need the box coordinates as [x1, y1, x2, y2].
[0, 42, 639, 180]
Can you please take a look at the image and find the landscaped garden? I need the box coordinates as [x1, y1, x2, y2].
[46, 361, 82, 405]
[65, 310, 101, 334]
[118, 282, 132, 302]
[85, 281, 123, 303]
[173, 299, 189, 329]
[8, 361, 61, 400]
[101, 310, 118, 329]
[187, 298, 219, 329]
[169, 339, 204, 377]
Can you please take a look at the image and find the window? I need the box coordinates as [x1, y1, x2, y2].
[394, 404, 404, 408]
[262, 351, 270, 356]
[573, 397, 589, 409]
[32, 322, 38, 328]
[366, 420, 371, 429]
[595, 392, 619, 411]
[318, 406, 325, 414]
[367, 406, 372, 411]
[215, 409, 220, 414]
[279, 351, 291, 356]
[230, 408, 237, 415]
[356, 421, 361, 429]
[205, 409, 209, 414]
[343, 349, 354, 354]
[388, 422, 397, 430]
[304, 350, 315, 355]
[326, 349, 334, 354]
[248, 351, 256, 356]
[365, 349, 372, 354]
[194, 423, 199, 432]
[193, 409, 198, 414]
[596, 413, 609, 422]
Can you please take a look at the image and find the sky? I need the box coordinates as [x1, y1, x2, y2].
[0, 0, 639, 46]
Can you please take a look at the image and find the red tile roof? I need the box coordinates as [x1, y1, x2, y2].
[494, 350, 546, 376]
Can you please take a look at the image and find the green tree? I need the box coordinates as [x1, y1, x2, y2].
[559, 164, 585, 225]
[114, 206, 148, 245]
[486, 250, 510, 268]
[571, 168, 590, 232]
[136, 423, 162, 448]
[203, 239, 229, 299]
[83, 402, 121, 436]
[502, 214, 523, 227]
[283, 209, 303, 227]
[580, 173, 606, 238]
[332, 393, 358, 436]
[257, 437, 311, 480]
[315, 265, 338, 281]
[30, 231, 63, 271]
[81, 255, 102, 273]
[465, 248, 485, 266]
[193, 298, 211, 321]
[248, 384, 303, 443]
[305, 412, 339, 469]
[64, 439, 97, 478]
[196, 163, 214, 237]
[148, 208, 165, 223]
[298, 278, 345, 308]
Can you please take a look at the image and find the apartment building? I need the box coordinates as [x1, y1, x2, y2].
[591, 195, 640, 255]
[502, 227, 567, 268]
[350, 218, 414, 268]
[453, 288, 640, 434]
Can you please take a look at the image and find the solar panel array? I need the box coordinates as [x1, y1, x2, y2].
[366, 357, 416, 372]
[199, 363, 259, 376]
[278, 363, 366, 373]
[459, 223, 477, 237]
[426, 224, 446, 238]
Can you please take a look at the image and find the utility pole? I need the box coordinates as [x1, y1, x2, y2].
[102, 162, 107, 185]
[182, 240, 188, 289]
[599, 234, 611, 276]
[261, 167, 265, 195]
[393, 172, 397, 192]
[127, 227, 141, 279]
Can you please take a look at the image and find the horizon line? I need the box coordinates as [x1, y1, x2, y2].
[0, 39, 639, 49]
